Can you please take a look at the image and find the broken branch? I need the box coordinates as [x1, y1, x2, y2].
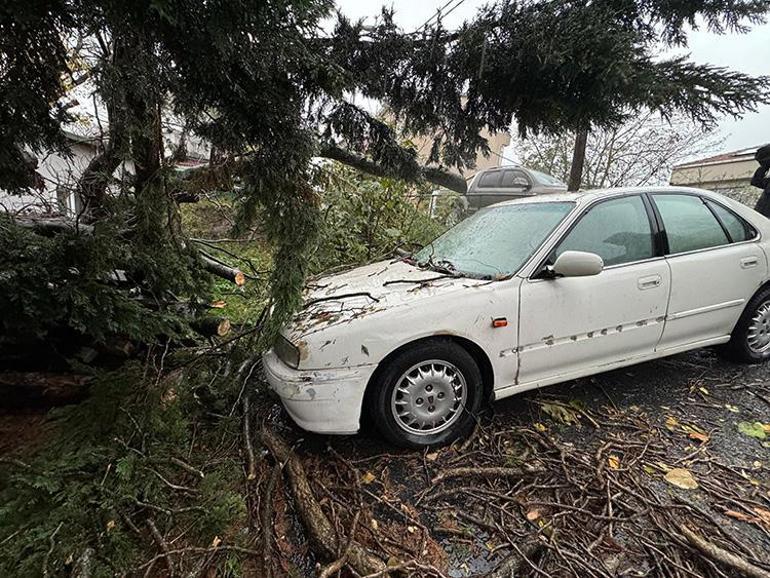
[260, 428, 387, 576]
[679, 524, 770, 578]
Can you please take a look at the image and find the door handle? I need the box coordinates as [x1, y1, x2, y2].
[638, 275, 661, 290]
[741, 257, 759, 269]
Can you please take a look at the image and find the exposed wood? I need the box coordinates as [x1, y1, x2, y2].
[260, 428, 387, 576]
[319, 143, 468, 194]
[200, 254, 245, 286]
[191, 317, 231, 338]
[679, 524, 770, 578]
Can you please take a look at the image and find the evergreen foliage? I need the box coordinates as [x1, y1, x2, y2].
[1, 0, 768, 341]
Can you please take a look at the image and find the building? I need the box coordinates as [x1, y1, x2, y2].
[408, 128, 512, 176]
[0, 119, 209, 217]
[670, 146, 765, 206]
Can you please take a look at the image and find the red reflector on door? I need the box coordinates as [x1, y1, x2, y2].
[492, 318, 508, 328]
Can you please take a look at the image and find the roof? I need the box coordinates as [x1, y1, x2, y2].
[673, 146, 761, 170]
[492, 185, 715, 207]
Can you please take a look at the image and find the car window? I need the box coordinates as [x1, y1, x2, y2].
[554, 196, 653, 267]
[530, 169, 566, 187]
[413, 202, 574, 278]
[500, 170, 529, 188]
[705, 200, 756, 243]
[653, 194, 729, 254]
[477, 171, 501, 188]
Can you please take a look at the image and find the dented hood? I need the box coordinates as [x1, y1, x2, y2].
[285, 259, 488, 340]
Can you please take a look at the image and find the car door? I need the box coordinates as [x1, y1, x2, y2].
[517, 194, 671, 386]
[651, 193, 767, 351]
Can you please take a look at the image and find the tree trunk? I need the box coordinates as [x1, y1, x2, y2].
[568, 129, 589, 192]
[319, 143, 468, 194]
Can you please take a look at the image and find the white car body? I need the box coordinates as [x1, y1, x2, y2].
[263, 187, 770, 436]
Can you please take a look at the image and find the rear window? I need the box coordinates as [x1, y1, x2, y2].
[705, 200, 756, 243]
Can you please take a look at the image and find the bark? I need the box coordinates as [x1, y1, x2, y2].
[568, 128, 589, 191]
[76, 38, 128, 215]
[200, 254, 246, 286]
[191, 317, 231, 337]
[260, 428, 387, 576]
[475, 538, 543, 578]
[679, 525, 770, 578]
[319, 143, 468, 194]
[431, 464, 545, 485]
[14, 217, 94, 236]
[0, 372, 92, 405]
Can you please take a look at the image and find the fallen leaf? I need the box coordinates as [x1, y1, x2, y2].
[665, 416, 679, 431]
[526, 509, 541, 521]
[209, 300, 226, 308]
[608, 455, 620, 470]
[407, 525, 416, 534]
[371, 519, 379, 531]
[534, 422, 547, 432]
[361, 471, 376, 484]
[425, 452, 439, 462]
[738, 421, 767, 440]
[211, 536, 222, 548]
[664, 468, 699, 490]
[106, 520, 116, 532]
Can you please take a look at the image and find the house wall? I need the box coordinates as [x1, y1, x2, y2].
[1, 142, 137, 216]
[408, 128, 511, 176]
[0, 142, 97, 215]
[670, 156, 761, 207]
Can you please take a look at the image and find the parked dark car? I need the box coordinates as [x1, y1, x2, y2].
[464, 166, 567, 213]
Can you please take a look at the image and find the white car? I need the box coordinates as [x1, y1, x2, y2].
[264, 187, 770, 447]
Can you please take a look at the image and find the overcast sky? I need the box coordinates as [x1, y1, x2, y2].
[334, 0, 769, 155]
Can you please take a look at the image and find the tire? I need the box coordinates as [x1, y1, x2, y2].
[366, 339, 483, 449]
[720, 285, 770, 363]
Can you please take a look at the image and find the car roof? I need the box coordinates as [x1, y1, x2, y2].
[490, 185, 720, 208]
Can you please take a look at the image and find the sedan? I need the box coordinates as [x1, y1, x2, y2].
[263, 187, 770, 447]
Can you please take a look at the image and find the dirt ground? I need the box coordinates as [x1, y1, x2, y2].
[264, 347, 770, 577]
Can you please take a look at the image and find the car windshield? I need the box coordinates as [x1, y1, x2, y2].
[414, 201, 574, 278]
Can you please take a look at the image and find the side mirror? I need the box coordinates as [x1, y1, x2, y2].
[552, 251, 604, 277]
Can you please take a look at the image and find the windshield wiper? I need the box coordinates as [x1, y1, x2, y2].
[419, 257, 463, 277]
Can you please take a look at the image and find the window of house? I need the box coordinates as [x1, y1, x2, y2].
[554, 195, 654, 267]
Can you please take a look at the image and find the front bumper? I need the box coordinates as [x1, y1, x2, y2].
[262, 349, 376, 435]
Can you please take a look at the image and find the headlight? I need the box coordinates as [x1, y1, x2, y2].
[274, 336, 300, 368]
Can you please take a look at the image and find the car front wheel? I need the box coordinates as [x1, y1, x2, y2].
[367, 339, 483, 448]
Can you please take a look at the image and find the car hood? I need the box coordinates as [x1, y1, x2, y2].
[285, 259, 490, 340]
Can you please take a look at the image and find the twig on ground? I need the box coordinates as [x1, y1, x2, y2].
[679, 524, 770, 578]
